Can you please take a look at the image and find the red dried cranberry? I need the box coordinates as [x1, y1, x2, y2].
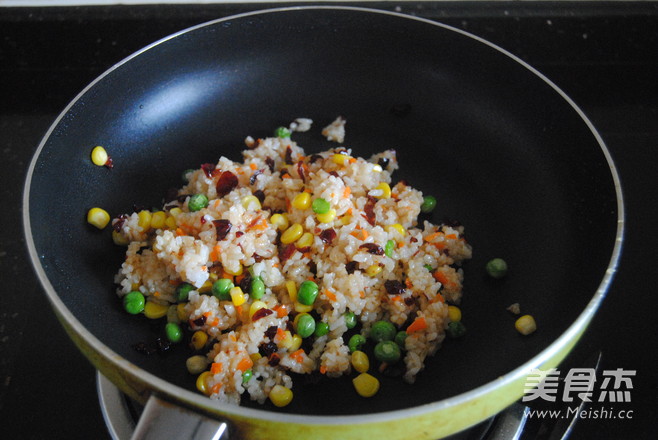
[297, 161, 307, 183]
[265, 157, 275, 172]
[359, 243, 384, 255]
[363, 196, 377, 226]
[252, 308, 274, 322]
[319, 228, 337, 244]
[201, 163, 216, 178]
[212, 219, 232, 240]
[216, 170, 238, 197]
[250, 169, 263, 185]
[285, 146, 293, 164]
[345, 261, 359, 274]
[278, 243, 296, 264]
[384, 280, 406, 295]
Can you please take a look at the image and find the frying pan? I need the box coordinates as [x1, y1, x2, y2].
[23, 6, 623, 440]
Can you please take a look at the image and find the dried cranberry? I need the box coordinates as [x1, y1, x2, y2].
[309, 154, 323, 164]
[112, 214, 128, 232]
[259, 341, 278, 357]
[252, 308, 274, 322]
[201, 163, 216, 178]
[215, 170, 238, 197]
[404, 296, 416, 306]
[265, 157, 275, 172]
[363, 196, 377, 226]
[235, 231, 244, 238]
[345, 261, 359, 274]
[278, 243, 296, 264]
[285, 146, 293, 164]
[377, 157, 390, 169]
[297, 161, 307, 183]
[253, 190, 265, 204]
[319, 228, 337, 244]
[359, 243, 384, 255]
[384, 280, 406, 296]
[264, 326, 278, 340]
[250, 169, 263, 185]
[212, 219, 232, 240]
[253, 253, 264, 262]
[192, 316, 207, 327]
[268, 353, 281, 367]
[329, 171, 339, 178]
[104, 156, 114, 169]
[239, 272, 252, 293]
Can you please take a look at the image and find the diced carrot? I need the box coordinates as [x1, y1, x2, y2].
[235, 305, 243, 317]
[430, 293, 445, 304]
[405, 278, 413, 289]
[432, 242, 447, 251]
[175, 227, 185, 236]
[423, 232, 443, 242]
[249, 163, 258, 170]
[275, 327, 286, 343]
[406, 316, 427, 334]
[236, 357, 253, 372]
[286, 198, 292, 212]
[203, 311, 213, 318]
[229, 333, 237, 342]
[211, 362, 223, 375]
[319, 365, 327, 374]
[325, 290, 337, 302]
[272, 304, 289, 318]
[445, 233, 457, 240]
[359, 291, 365, 299]
[235, 273, 245, 285]
[201, 265, 208, 272]
[210, 317, 220, 327]
[290, 349, 305, 363]
[348, 157, 357, 164]
[347, 207, 353, 215]
[433, 271, 455, 288]
[281, 173, 291, 179]
[168, 279, 181, 286]
[153, 291, 161, 298]
[221, 270, 234, 280]
[236, 167, 245, 175]
[350, 229, 368, 240]
[343, 186, 351, 198]
[210, 383, 223, 394]
[390, 295, 402, 302]
[398, 241, 405, 248]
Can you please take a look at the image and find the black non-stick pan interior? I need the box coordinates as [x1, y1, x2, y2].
[27, 8, 619, 415]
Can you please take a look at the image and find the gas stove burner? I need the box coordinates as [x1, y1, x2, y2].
[97, 373, 531, 440]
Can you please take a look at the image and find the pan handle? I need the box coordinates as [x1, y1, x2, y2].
[131, 394, 229, 440]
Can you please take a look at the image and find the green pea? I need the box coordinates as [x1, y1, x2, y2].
[297, 280, 319, 305]
[447, 321, 467, 338]
[344, 311, 357, 329]
[424, 264, 433, 271]
[420, 195, 437, 213]
[370, 320, 396, 343]
[212, 278, 234, 301]
[250, 277, 265, 299]
[395, 331, 408, 349]
[314, 321, 329, 337]
[165, 322, 183, 343]
[374, 340, 401, 363]
[176, 282, 194, 302]
[181, 169, 195, 183]
[385, 240, 395, 258]
[123, 291, 145, 315]
[486, 258, 508, 279]
[295, 314, 316, 338]
[242, 369, 253, 385]
[312, 198, 330, 214]
[188, 194, 209, 212]
[274, 126, 291, 138]
[348, 334, 366, 353]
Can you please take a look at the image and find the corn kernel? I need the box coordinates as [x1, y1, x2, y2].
[249, 353, 262, 363]
[144, 301, 169, 319]
[351, 350, 370, 373]
[286, 280, 298, 302]
[281, 223, 304, 244]
[316, 208, 336, 224]
[270, 213, 289, 231]
[292, 192, 311, 210]
[515, 315, 537, 335]
[294, 301, 313, 313]
[249, 300, 268, 319]
[87, 207, 110, 229]
[229, 286, 246, 307]
[278, 330, 294, 349]
[112, 230, 130, 246]
[241, 195, 262, 211]
[164, 215, 177, 229]
[288, 334, 303, 352]
[339, 215, 352, 226]
[176, 303, 188, 321]
[372, 164, 383, 173]
[150, 211, 166, 229]
[385, 223, 406, 237]
[374, 182, 392, 199]
[224, 263, 243, 276]
[169, 207, 182, 218]
[197, 279, 213, 294]
[331, 153, 351, 165]
[137, 210, 152, 231]
[269, 384, 293, 407]
[352, 372, 380, 397]
[90, 146, 108, 166]
[190, 331, 208, 351]
[365, 264, 383, 277]
[186, 355, 209, 375]
[448, 305, 462, 322]
[295, 232, 314, 249]
[196, 371, 212, 395]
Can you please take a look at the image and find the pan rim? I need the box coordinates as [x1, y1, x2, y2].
[22, 5, 624, 424]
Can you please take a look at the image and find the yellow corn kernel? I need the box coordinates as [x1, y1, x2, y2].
[295, 232, 314, 249]
[249, 352, 262, 363]
[112, 230, 130, 246]
[351, 350, 370, 373]
[224, 263, 243, 276]
[270, 213, 289, 231]
[365, 264, 383, 277]
[230, 286, 246, 307]
[197, 279, 213, 294]
[352, 372, 380, 397]
[288, 334, 303, 352]
[294, 301, 313, 313]
[196, 371, 212, 396]
[87, 207, 110, 229]
[144, 301, 169, 319]
[448, 305, 462, 322]
[286, 280, 298, 302]
[373, 182, 391, 199]
[515, 315, 537, 335]
[186, 355, 209, 375]
[177, 303, 188, 321]
[281, 223, 304, 244]
[241, 195, 262, 210]
[278, 330, 294, 349]
[249, 300, 268, 319]
[269, 384, 293, 407]
[190, 330, 208, 351]
[291, 192, 311, 210]
[164, 215, 177, 229]
[90, 146, 108, 166]
[208, 272, 218, 282]
[372, 164, 383, 173]
[385, 223, 406, 237]
[150, 211, 166, 229]
[331, 153, 351, 165]
[316, 208, 336, 224]
[169, 207, 183, 218]
[137, 210, 152, 231]
[339, 215, 352, 226]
